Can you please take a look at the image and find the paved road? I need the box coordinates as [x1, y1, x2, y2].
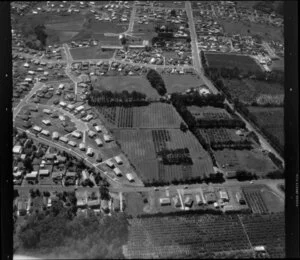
[125, 4, 136, 34]
[63, 44, 79, 94]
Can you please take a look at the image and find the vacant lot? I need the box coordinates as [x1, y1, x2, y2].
[214, 148, 278, 175]
[220, 20, 283, 43]
[92, 76, 160, 98]
[223, 78, 284, 105]
[163, 74, 205, 93]
[89, 19, 128, 34]
[187, 106, 232, 120]
[205, 53, 262, 73]
[247, 106, 284, 148]
[70, 46, 115, 60]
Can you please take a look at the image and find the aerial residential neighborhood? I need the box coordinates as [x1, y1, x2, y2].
[9, 1, 290, 259]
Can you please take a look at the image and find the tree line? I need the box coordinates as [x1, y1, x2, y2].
[146, 69, 167, 96]
[87, 89, 149, 106]
[157, 148, 193, 165]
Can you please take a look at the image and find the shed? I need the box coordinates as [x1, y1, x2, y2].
[159, 197, 171, 206]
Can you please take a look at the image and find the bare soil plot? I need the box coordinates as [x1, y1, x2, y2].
[205, 53, 262, 72]
[162, 74, 205, 93]
[70, 46, 115, 60]
[214, 148, 278, 175]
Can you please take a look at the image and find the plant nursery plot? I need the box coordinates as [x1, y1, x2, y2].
[162, 75, 205, 93]
[187, 106, 232, 120]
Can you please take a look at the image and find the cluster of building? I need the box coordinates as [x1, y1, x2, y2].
[135, 6, 188, 29]
[95, 1, 131, 22]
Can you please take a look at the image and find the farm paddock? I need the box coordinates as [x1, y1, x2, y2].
[214, 148, 278, 175]
[69, 46, 115, 60]
[92, 76, 160, 99]
[162, 74, 205, 93]
[247, 107, 284, 148]
[205, 53, 262, 73]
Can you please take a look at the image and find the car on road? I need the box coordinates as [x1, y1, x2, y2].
[154, 187, 159, 191]
[184, 186, 188, 189]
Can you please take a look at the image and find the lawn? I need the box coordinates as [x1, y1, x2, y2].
[92, 76, 160, 98]
[223, 78, 284, 105]
[123, 192, 149, 217]
[247, 106, 284, 148]
[69, 46, 115, 60]
[205, 53, 262, 73]
[214, 148, 278, 175]
[162, 75, 205, 93]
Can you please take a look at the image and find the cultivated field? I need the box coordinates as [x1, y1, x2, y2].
[247, 106, 284, 148]
[187, 106, 232, 120]
[124, 214, 253, 259]
[214, 148, 278, 175]
[69, 46, 115, 60]
[92, 76, 160, 98]
[162, 75, 205, 93]
[240, 213, 285, 258]
[99, 103, 184, 129]
[242, 185, 284, 214]
[198, 128, 244, 144]
[205, 53, 262, 72]
[223, 79, 284, 105]
[113, 128, 214, 182]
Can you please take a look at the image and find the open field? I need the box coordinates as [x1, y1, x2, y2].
[214, 148, 278, 175]
[124, 214, 253, 259]
[92, 76, 160, 98]
[187, 106, 232, 120]
[205, 53, 262, 73]
[70, 46, 115, 60]
[89, 20, 128, 34]
[240, 213, 285, 258]
[247, 106, 284, 148]
[162, 75, 205, 93]
[270, 58, 284, 72]
[220, 20, 284, 43]
[223, 78, 284, 105]
[98, 103, 184, 129]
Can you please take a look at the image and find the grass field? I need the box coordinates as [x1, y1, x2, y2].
[220, 20, 284, 43]
[214, 148, 278, 175]
[89, 20, 128, 34]
[162, 75, 205, 93]
[92, 76, 160, 98]
[187, 106, 232, 120]
[69, 46, 115, 60]
[247, 106, 284, 148]
[223, 78, 284, 105]
[205, 53, 262, 73]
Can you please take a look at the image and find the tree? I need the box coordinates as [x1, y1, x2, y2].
[24, 157, 33, 172]
[180, 122, 188, 132]
[100, 184, 110, 201]
[171, 9, 176, 17]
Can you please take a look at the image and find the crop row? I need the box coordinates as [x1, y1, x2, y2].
[242, 190, 268, 214]
[118, 107, 133, 127]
